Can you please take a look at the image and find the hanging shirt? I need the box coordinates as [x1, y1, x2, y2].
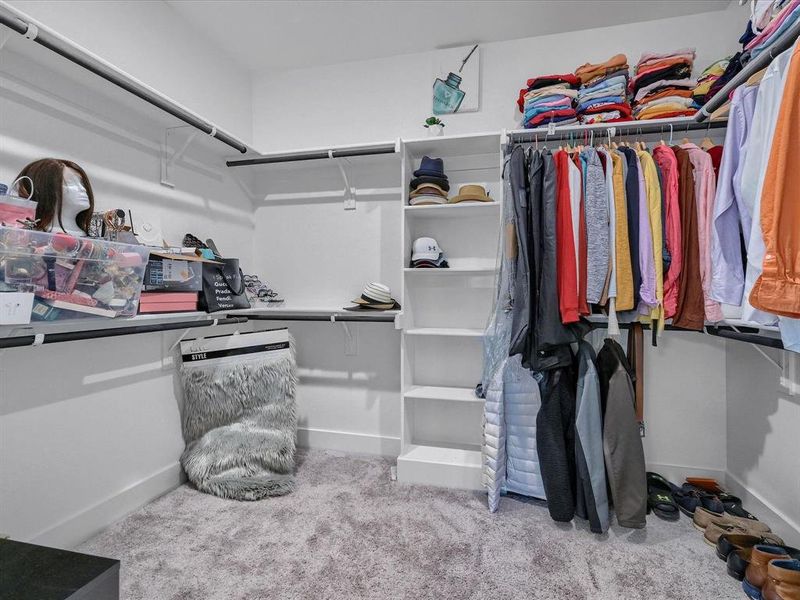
[572, 154, 590, 316]
[635, 152, 657, 312]
[741, 40, 797, 326]
[710, 84, 759, 307]
[618, 147, 642, 308]
[652, 145, 682, 320]
[611, 151, 634, 311]
[750, 39, 800, 320]
[671, 146, 706, 331]
[582, 148, 610, 304]
[598, 148, 618, 301]
[637, 150, 665, 333]
[555, 151, 580, 323]
[680, 143, 724, 323]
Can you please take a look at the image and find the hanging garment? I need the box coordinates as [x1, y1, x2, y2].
[653, 145, 682, 320]
[635, 151, 657, 314]
[555, 150, 580, 323]
[671, 146, 706, 330]
[574, 341, 610, 534]
[617, 147, 642, 308]
[611, 151, 635, 311]
[575, 155, 590, 316]
[750, 40, 800, 319]
[581, 148, 610, 305]
[595, 338, 647, 529]
[740, 42, 796, 325]
[529, 149, 575, 368]
[598, 148, 619, 328]
[508, 146, 532, 358]
[680, 143, 724, 323]
[483, 156, 516, 512]
[536, 366, 577, 523]
[504, 355, 546, 499]
[637, 150, 665, 333]
[710, 84, 759, 306]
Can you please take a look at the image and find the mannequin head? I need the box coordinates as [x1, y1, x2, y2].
[15, 158, 94, 236]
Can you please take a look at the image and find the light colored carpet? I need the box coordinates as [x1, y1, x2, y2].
[78, 450, 742, 600]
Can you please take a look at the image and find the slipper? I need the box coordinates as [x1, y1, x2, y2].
[646, 472, 681, 521]
[719, 493, 758, 520]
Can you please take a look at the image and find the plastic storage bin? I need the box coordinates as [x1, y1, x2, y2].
[0, 226, 149, 321]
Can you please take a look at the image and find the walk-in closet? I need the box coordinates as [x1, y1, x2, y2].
[1, 2, 799, 599]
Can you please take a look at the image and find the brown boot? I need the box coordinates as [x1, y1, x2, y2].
[745, 546, 792, 596]
[762, 559, 800, 600]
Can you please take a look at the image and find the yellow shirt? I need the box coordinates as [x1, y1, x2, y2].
[637, 150, 665, 333]
[611, 151, 634, 311]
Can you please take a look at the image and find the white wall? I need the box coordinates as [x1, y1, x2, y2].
[0, 2, 254, 548]
[7, 0, 253, 144]
[252, 8, 746, 152]
[725, 343, 800, 546]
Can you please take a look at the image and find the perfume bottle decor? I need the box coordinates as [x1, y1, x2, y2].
[432, 44, 479, 115]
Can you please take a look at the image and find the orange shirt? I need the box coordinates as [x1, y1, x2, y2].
[750, 42, 800, 317]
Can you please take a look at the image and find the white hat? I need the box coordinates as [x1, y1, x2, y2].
[412, 237, 442, 262]
[348, 282, 400, 310]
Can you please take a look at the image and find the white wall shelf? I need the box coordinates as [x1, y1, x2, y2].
[404, 202, 500, 218]
[403, 386, 482, 404]
[404, 328, 485, 337]
[403, 267, 497, 275]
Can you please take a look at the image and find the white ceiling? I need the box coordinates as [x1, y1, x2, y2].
[166, 0, 733, 72]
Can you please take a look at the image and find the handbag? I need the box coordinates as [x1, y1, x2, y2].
[199, 258, 250, 312]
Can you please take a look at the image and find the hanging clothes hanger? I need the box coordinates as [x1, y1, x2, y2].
[746, 67, 767, 86]
[700, 122, 715, 150]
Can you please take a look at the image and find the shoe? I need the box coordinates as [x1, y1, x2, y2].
[762, 559, 800, 600]
[718, 534, 765, 561]
[695, 507, 771, 533]
[745, 545, 794, 599]
[719, 493, 759, 520]
[729, 547, 753, 581]
[705, 521, 783, 548]
[675, 484, 725, 517]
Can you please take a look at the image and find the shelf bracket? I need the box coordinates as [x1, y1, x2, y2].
[335, 316, 358, 355]
[0, 27, 12, 52]
[331, 152, 356, 210]
[161, 126, 200, 188]
[730, 325, 783, 370]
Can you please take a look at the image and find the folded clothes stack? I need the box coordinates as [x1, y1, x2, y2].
[408, 156, 449, 205]
[744, 0, 800, 62]
[573, 54, 632, 124]
[692, 56, 732, 105]
[516, 73, 579, 129]
[630, 48, 698, 120]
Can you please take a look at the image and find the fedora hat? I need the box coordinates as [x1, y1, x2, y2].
[410, 176, 450, 193]
[448, 184, 492, 204]
[413, 156, 446, 179]
[409, 183, 448, 198]
[348, 282, 400, 310]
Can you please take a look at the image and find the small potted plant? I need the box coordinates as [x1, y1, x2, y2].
[424, 116, 445, 137]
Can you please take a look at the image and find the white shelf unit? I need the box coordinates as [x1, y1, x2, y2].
[397, 136, 502, 490]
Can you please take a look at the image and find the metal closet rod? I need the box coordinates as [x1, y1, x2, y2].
[697, 18, 800, 121]
[0, 316, 249, 349]
[509, 117, 728, 143]
[226, 144, 397, 167]
[241, 312, 396, 323]
[705, 326, 785, 350]
[0, 6, 249, 154]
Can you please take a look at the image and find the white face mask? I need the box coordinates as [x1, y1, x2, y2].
[62, 167, 91, 212]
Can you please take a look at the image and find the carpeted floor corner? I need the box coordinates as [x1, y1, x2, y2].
[78, 450, 742, 600]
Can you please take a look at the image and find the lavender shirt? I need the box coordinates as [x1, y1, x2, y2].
[710, 84, 758, 305]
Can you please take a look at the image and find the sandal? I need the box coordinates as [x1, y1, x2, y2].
[646, 472, 681, 521]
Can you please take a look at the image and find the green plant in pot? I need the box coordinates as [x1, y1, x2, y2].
[424, 116, 445, 136]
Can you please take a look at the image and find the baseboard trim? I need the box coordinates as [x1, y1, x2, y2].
[30, 462, 185, 550]
[297, 427, 400, 457]
[725, 472, 800, 547]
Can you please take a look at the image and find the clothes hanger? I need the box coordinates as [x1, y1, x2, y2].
[700, 122, 715, 150]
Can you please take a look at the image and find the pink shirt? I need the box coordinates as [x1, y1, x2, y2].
[652, 145, 682, 319]
[681, 143, 724, 322]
